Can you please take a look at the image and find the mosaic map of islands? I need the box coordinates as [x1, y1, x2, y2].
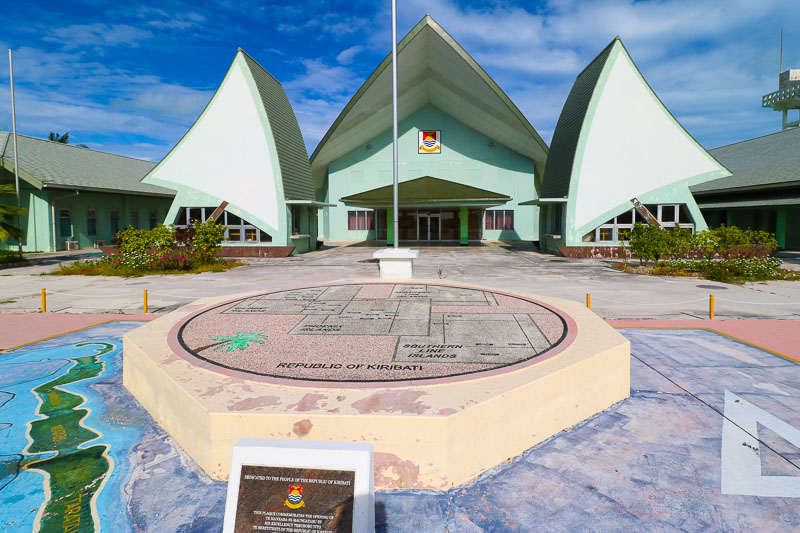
[178, 284, 570, 382]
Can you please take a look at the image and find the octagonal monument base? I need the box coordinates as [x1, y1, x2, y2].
[123, 280, 630, 490]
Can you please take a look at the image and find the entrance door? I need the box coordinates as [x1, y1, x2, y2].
[418, 213, 440, 240]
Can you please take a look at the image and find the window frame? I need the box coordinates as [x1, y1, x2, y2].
[86, 208, 97, 236]
[592, 204, 695, 243]
[485, 210, 514, 231]
[347, 210, 375, 232]
[173, 207, 272, 244]
[59, 208, 72, 238]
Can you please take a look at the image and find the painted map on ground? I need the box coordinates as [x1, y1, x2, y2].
[0, 322, 227, 533]
[177, 284, 571, 382]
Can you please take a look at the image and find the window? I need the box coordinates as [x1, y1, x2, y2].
[485, 210, 514, 230]
[59, 209, 71, 237]
[110, 209, 119, 237]
[174, 207, 272, 243]
[149, 209, 158, 229]
[592, 204, 695, 243]
[87, 209, 97, 236]
[291, 205, 302, 234]
[552, 204, 563, 235]
[659, 205, 677, 223]
[131, 210, 139, 229]
[347, 211, 375, 231]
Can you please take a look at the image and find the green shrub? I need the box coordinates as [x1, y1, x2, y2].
[663, 225, 694, 258]
[630, 223, 665, 265]
[191, 219, 226, 264]
[705, 225, 778, 256]
[117, 225, 175, 259]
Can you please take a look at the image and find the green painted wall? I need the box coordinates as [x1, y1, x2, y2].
[786, 208, 800, 250]
[321, 105, 539, 242]
[0, 181, 173, 252]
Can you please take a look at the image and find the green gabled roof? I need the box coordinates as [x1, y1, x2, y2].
[310, 15, 548, 189]
[540, 38, 616, 199]
[239, 50, 315, 201]
[0, 132, 173, 196]
[693, 128, 800, 193]
[340, 176, 510, 206]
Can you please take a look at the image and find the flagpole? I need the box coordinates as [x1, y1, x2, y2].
[8, 48, 22, 258]
[391, 0, 399, 249]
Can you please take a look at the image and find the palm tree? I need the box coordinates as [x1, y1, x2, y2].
[0, 183, 25, 245]
[48, 132, 69, 144]
[211, 332, 268, 352]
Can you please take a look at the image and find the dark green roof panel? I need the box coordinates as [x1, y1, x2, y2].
[540, 39, 617, 199]
[0, 132, 173, 196]
[241, 52, 315, 201]
[340, 176, 510, 204]
[693, 128, 800, 193]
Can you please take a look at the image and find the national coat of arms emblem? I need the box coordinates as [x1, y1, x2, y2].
[418, 130, 441, 153]
[285, 485, 305, 509]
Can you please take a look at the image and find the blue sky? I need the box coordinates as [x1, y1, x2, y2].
[0, 0, 798, 161]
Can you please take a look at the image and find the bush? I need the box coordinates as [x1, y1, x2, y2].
[630, 223, 779, 265]
[117, 225, 175, 259]
[191, 219, 225, 264]
[627, 222, 788, 283]
[65, 220, 228, 275]
[630, 223, 665, 265]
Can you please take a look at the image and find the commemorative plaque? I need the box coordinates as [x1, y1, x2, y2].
[234, 465, 355, 532]
[223, 439, 374, 533]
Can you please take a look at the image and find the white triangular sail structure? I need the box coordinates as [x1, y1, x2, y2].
[143, 49, 314, 237]
[542, 38, 731, 242]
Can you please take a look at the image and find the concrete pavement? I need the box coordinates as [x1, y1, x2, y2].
[0, 242, 797, 318]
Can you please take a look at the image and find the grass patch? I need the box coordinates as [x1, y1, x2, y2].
[49, 258, 245, 277]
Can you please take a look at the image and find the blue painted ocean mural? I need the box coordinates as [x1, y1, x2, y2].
[0, 321, 227, 532]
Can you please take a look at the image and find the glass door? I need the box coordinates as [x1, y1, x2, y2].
[417, 212, 440, 240]
[418, 214, 430, 241]
[429, 214, 440, 240]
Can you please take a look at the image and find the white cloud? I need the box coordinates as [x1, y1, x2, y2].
[336, 45, 364, 65]
[45, 23, 153, 50]
[284, 59, 362, 98]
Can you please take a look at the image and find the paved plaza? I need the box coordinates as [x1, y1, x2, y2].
[1, 317, 798, 532]
[0, 246, 798, 532]
[0, 243, 799, 319]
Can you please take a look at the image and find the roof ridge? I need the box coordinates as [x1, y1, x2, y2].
[238, 48, 282, 86]
[710, 128, 800, 151]
[0, 132, 156, 163]
[574, 36, 619, 80]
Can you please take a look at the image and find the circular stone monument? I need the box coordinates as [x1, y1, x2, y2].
[123, 280, 630, 490]
[177, 283, 569, 384]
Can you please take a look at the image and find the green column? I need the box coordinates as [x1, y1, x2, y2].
[387, 206, 394, 246]
[777, 208, 787, 248]
[459, 206, 468, 245]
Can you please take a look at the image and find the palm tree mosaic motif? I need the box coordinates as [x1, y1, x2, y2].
[210, 332, 268, 352]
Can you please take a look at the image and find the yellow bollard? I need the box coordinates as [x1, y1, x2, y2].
[709, 294, 714, 319]
[143, 289, 148, 314]
[586, 293, 591, 309]
[41, 288, 46, 313]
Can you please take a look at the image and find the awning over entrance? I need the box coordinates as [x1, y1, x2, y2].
[518, 198, 568, 206]
[339, 176, 510, 208]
